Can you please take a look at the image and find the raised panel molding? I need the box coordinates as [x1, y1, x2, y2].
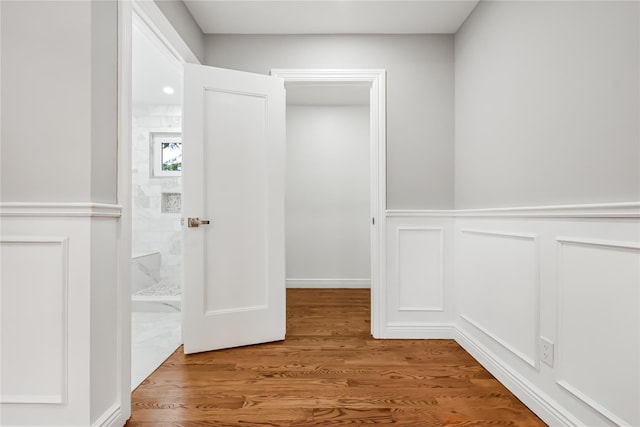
[455, 327, 583, 427]
[556, 237, 640, 427]
[0, 202, 122, 218]
[459, 229, 540, 369]
[0, 236, 69, 405]
[387, 201, 639, 219]
[396, 227, 444, 312]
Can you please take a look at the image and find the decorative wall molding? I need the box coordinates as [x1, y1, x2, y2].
[458, 229, 540, 370]
[271, 68, 387, 84]
[556, 236, 640, 250]
[0, 236, 69, 405]
[387, 202, 640, 219]
[286, 278, 371, 288]
[387, 210, 455, 218]
[396, 227, 444, 312]
[455, 327, 584, 427]
[460, 315, 538, 369]
[461, 228, 539, 241]
[556, 237, 640, 426]
[0, 203, 122, 218]
[455, 202, 639, 218]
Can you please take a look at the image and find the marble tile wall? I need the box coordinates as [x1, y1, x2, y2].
[132, 105, 182, 289]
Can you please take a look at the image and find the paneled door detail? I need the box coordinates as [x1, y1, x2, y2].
[182, 64, 286, 354]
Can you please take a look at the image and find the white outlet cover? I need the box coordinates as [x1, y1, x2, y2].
[541, 337, 554, 367]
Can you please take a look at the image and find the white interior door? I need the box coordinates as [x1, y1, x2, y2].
[182, 64, 286, 354]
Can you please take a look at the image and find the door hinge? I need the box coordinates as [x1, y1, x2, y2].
[372, 217, 375, 225]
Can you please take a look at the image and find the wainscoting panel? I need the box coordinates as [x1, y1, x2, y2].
[454, 205, 640, 427]
[396, 227, 443, 311]
[0, 203, 122, 427]
[0, 237, 69, 404]
[384, 214, 455, 337]
[557, 238, 640, 426]
[458, 229, 539, 369]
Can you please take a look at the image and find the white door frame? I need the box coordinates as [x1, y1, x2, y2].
[116, 1, 199, 423]
[271, 69, 387, 338]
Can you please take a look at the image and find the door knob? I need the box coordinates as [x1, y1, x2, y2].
[187, 217, 211, 228]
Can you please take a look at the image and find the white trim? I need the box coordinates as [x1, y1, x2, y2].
[286, 279, 371, 288]
[556, 236, 640, 250]
[460, 315, 538, 369]
[384, 323, 455, 339]
[454, 201, 640, 218]
[459, 229, 541, 370]
[461, 228, 539, 240]
[92, 404, 122, 427]
[455, 327, 583, 427]
[0, 203, 122, 218]
[271, 68, 387, 84]
[132, 0, 199, 65]
[0, 395, 63, 405]
[556, 380, 632, 427]
[116, 1, 133, 424]
[387, 210, 456, 218]
[387, 202, 640, 219]
[271, 68, 387, 339]
[0, 236, 69, 405]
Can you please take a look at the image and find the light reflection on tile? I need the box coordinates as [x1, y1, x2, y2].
[131, 307, 182, 390]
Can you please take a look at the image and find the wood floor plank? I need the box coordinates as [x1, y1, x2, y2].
[127, 289, 546, 426]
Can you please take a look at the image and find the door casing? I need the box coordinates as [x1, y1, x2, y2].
[271, 69, 387, 338]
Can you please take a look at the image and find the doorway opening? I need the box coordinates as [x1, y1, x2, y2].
[284, 85, 371, 292]
[273, 70, 387, 337]
[130, 13, 183, 390]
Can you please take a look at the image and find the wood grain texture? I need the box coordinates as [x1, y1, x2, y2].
[127, 289, 546, 426]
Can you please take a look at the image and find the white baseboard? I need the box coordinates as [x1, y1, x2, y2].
[286, 278, 371, 288]
[454, 327, 582, 427]
[93, 404, 122, 427]
[383, 323, 455, 339]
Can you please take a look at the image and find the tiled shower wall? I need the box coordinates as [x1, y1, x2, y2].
[132, 104, 182, 289]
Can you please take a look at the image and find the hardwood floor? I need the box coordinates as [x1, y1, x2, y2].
[127, 289, 546, 426]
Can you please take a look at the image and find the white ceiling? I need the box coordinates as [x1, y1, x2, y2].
[184, 1, 479, 35]
[132, 19, 182, 105]
[133, 1, 479, 105]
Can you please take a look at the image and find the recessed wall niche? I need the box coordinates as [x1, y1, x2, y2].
[162, 192, 181, 213]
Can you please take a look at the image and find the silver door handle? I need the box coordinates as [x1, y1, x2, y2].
[187, 217, 211, 227]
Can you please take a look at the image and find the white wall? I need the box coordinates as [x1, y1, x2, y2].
[0, 0, 118, 204]
[286, 105, 370, 288]
[205, 34, 455, 210]
[455, 0, 639, 209]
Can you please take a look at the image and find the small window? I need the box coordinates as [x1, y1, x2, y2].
[150, 132, 182, 177]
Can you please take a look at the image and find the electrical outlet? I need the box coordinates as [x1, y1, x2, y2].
[541, 337, 554, 367]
